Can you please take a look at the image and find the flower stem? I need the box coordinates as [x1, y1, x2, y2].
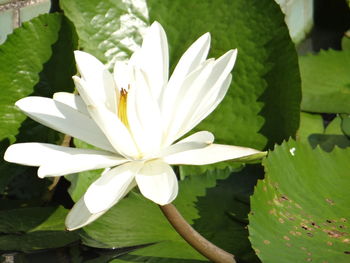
[159, 204, 236, 263]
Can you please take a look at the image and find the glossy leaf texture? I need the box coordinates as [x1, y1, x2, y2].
[0, 13, 77, 192]
[249, 140, 350, 262]
[0, 13, 61, 144]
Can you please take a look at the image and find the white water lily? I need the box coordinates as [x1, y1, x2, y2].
[4, 21, 261, 230]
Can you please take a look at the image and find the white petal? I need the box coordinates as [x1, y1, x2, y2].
[161, 131, 214, 157]
[186, 50, 237, 126]
[135, 160, 178, 205]
[84, 161, 142, 214]
[127, 68, 163, 156]
[74, 51, 105, 82]
[138, 21, 169, 101]
[164, 143, 261, 165]
[87, 104, 139, 158]
[65, 197, 107, 231]
[162, 60, 215, 145]
[176, 130, 214, 144]
[15, 97, 115, 152]
[185, 73, 233, 135]
[113, 60, 130, 91]
[53, 92, 89, 115]
[4, 143, 127, 178]
[168, 33, 211, 89]
[74, 51, 117, 113]
[167, 50, 237, 142]
[161, 32, 211, 115]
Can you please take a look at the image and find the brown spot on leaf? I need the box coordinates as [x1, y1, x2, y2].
[295, 203, 302, 209]
[279, 218, 285, 224]
[311, 222, 320, 228]
[326, 230, 346, 238]
[325, 198, 335, 205]
[301, 224, 311, 231]
[264, 240, 270, 245]
[342, 238, 350, 243]
[283, 235, 290, 241]
[269, 209, 277, 215]
[280, 195, 289, 201]
[327, 241, 333, 246]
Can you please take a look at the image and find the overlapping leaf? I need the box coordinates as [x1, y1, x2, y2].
[0, 206, 79, 251]
[298, 113, 350, 151]
[300, 49, 350, 114]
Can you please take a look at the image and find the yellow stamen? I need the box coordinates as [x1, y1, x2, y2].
[118, 88, 129, 128]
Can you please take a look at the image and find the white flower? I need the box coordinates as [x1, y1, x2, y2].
[4, 22, 261, 230]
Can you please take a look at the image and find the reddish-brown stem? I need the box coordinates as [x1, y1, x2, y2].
[160, 204, 236, 263]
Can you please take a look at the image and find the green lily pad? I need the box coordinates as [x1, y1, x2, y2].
[249, 140, 350, 262]
[0, 206, 79, 251]
[300, 49, 350, 114]
[340, 114, 350, 137]
[0, 14, 77, 193]
[297, 112, 324, 143]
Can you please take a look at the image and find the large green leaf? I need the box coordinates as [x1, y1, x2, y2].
[0, 206, 79, 251]
[0, 13, 61, 144]
[60, 0, 148, 67]
[0, 14, 77, 193]
[249, 140, 350, 262]
[148, 0, 300, 150]
[61, 0, 300, 150]
[300, 49, 350, 114]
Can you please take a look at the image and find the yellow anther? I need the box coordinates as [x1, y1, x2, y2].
[118, 88, 129, 128]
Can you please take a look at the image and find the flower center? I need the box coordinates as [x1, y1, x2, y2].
[118, 88, 129, 128]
